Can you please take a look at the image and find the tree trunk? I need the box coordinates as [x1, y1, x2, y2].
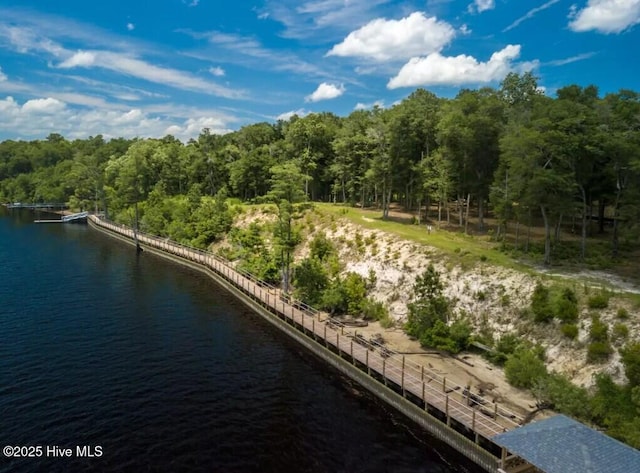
[515, 219, 520, 251]
[579, 186, 587, 260]
[540, 206, 551, 265]
[464, 193, 471, 235]
[478, 197, 484, 231]
[417, 197, 421, 225]
[598, 199, 606, 234]
[554, 213, 563, 244]
[457, 195, 463, 227]
[526, 209, 532, 253]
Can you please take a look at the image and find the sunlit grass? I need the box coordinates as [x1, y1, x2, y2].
[315, 203, 529, 271]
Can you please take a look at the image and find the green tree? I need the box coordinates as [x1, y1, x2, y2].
[505, 347, 547, 389]
[621, 343, 640, 387]
[406, 264, 450, 340]
[268, 161, 308, 293]
[292, 257, 329, 306]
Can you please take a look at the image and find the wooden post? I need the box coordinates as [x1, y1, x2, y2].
[421, 365, 424, 382]
[422, 382, 426, 408]
[494, 402, 498, 420]
[383, 358, 387, 386]
[366, 350, 370, 375]
[500, 447, 507, 468]
[472, 409, 476, 431]
[401, 356, 405, 396]
[443, 377, 446, 393]
[446, 395, 450, 426]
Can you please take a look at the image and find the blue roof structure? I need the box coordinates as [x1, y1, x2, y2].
[493, 415, 640, 473]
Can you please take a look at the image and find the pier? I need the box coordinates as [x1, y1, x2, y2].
[86, 215, 537, 473]
[35, 211, 89, 224]
[4, 202, 68, 210]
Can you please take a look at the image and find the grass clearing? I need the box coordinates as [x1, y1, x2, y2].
[316, 203, 529, 271]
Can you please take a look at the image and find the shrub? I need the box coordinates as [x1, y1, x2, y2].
[612, 323, 629, 342]
[309, 233, 335, 261]
[531, 283, 553, 323]
[561, 324, 579, 339]
[532, 373, 591, 420]
[588, 293, 610, 309]
[617, 307, 630, 319]
[552, 287, 579, 323]
[361, 298, 388, 321]
[505, 348, 548, 389]
[486, 333, 520, 365]
[419, 319, 472, 354]
[589, 315, 609, 343]
[587, 341, 613, 363]
[620, 343, 640, 386]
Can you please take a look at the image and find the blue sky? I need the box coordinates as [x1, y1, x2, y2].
[0, 0, 639, 141]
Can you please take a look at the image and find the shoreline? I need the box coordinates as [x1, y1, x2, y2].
[87, 214, 528, 473]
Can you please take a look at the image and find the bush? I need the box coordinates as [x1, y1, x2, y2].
[486, 333, 520, 365]
[419, 319, 472, 354]
[617, 307, 630, 319]
[309, 233, 335, 261]
[621, 343, 640, 386]
[561, 323, 579, 339]
[588, 293, 610, 309]
[361, 298, 388, 321]
[589, 315, 609, 343]
[612, 323, 629, 342]
[532, 373, 591, 420]
[531, 283, 553, 323]
[505, 348, 548, 389]
[552, 287, 579, 322]
[587, 341, 613, 363]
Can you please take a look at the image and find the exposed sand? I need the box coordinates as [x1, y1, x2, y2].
[342, 321, 539, 419]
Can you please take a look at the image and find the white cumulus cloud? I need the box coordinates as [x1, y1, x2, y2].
[388, 44, 522, 88]
[209, 66, 225, 76]
[326, 12, 456, 62]
[569, 0, 640, 33]
[127, 23, 135, 31]
[468, 0, 495, 13]
[22, 97, 66, 113]
[305, 83, 345, 102]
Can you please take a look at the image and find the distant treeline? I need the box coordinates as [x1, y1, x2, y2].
[1, 72, 639, 264]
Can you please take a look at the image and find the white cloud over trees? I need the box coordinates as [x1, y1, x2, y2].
[305, 83, 345, 102]
[387, 44, 522, 88]
[326, 12, 455, 62]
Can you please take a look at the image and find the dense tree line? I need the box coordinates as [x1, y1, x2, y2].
[1, 73, 639, 263]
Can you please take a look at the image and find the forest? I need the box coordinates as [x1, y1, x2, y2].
[1, 72, 639, 267]
[2, 73, 640, 446]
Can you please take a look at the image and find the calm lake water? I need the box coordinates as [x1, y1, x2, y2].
[0, 207, 482, 473]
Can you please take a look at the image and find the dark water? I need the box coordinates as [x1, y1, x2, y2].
[0, 208, 481, 473]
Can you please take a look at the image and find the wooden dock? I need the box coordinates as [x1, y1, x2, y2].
[88, 215, 526, 472]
